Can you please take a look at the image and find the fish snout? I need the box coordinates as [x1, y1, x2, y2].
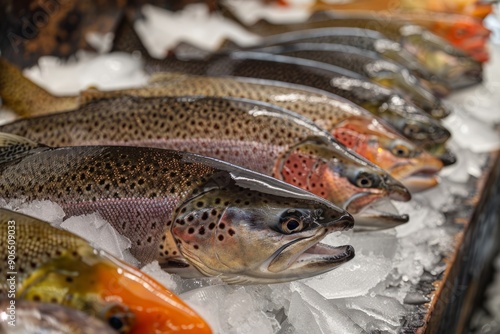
[328, 211, 355, 232]
[384, 175, 411, 201]
[438, 149, 457, 166]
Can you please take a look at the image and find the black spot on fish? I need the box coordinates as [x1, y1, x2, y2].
[188, 227, 195, 234]
[228, 229, 235, 236]
[208, 223, 216, 230]
[218, 235, 224, 241]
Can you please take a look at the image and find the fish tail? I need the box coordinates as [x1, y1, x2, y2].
[0, 132, 46, 165]
[0, 57, 78, 117]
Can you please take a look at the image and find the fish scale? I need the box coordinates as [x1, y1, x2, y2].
[0, 208, 213, 333]
[0, 138, 355, 284]
[0, 95, 411, 218]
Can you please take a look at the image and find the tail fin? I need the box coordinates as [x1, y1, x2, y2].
[111, 14, 151, 58]
[0, 58, 79, 117]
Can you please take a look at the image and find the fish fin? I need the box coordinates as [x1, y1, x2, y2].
[0, 58, 78, 117]
[111, 14, 151, 57]
[0, 132, 47, 165]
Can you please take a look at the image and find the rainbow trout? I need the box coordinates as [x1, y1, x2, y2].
[109, 18, 452, 126]
[226, 11, 483, 90]
[0, 134, 354, 284]
[74, 73, 444, 192]
[248, 43, 448, 118]
[0, 96, 411, 229]
[0, 208, 211, 334]
[221, 27, 450, 96]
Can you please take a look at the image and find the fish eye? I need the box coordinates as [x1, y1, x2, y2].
[350, 171, 380, 189]
[102, 304, 135, 333]
[279, 209, 307, 234]
[282, 218, 303, 233]
[391, 143, 411, 158]
[403, 123, 421, 137]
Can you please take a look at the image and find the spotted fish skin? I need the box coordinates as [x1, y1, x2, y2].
[0, 95, 410, 215]
[220, 27, 448, 95]
[0, 142, 354, 284]
[235, 13, 483, 91]
[0, 208, 212, 334]
[248, 43, 450, 119]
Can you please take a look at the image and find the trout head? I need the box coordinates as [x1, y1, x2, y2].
[377, 95, 451, 145]
[166, 170, 354, 284]
[331, 117, 444, 193]
[272, 136, 410, 213]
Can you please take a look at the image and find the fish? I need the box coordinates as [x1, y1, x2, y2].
[0, 133, 355, 284]
[79, 72, 444, 192]
[0, 56, 451, 150]
[0, 299, 117, 334]
[247, 43, 449, 118]
[0, 208, 212, 334]
[0, 95, 411, 226]
[0, 57, 444, 193]
[222, 11, 483, 90]
[221, 27, 451, 97]
[109, 17, 453, 121]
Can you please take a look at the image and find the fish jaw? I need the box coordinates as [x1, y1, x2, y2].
[96, 252, 212, 334]
[353, 197, 409, 231]
[273, 136, 409, 213]
[169, 181, 354, 284]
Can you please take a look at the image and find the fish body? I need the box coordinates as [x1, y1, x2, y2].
[0, 96, 410, 217]
[0, 135, 354, 284]
[0, 208, 211, 334]
[222, 28, 450, 96]
[0, 299, 117, 334]
[75, 73, 444, 192]
[248, 43, 448, 118]
[233, 13, 483, 90]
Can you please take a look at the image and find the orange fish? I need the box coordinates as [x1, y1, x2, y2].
[0, 208, 212, 334]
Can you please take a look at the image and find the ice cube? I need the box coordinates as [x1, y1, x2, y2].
[140, 261, 181, 293]
[288, 282, 365, 334]
[304, 252, 393, 299]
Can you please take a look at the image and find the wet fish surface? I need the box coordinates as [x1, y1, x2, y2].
[0, 134, 354, 284]
[0, 95, 411, 217]
[0, 208, 212, 333]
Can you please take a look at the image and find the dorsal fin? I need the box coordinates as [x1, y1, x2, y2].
[0, 57, 79, 117]
[0, 132, 46, 165]
[111, 14, 151, 58]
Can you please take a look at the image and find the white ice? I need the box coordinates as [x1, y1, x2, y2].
[136, 4, 260, 58]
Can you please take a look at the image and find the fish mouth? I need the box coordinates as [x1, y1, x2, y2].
[401, 167, 441, 193]
[447, 65, 483, 90]
[265, 213, 354, 280]
[352, 198, 409, 231]
[267, 236, 355, 276]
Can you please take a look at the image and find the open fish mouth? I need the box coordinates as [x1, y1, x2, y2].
[276, 242, 355, 271]
[352, 198, 409, 231]
[402, 166, 441, 192]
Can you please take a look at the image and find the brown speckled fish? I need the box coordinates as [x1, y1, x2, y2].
[0, 95, 411, 227]
[0, 134, 354, 284]
[0, 208, 211, 334]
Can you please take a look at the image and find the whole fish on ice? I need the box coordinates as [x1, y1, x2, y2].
[0, 134, 354, 284]
[0, 208, 212, 333]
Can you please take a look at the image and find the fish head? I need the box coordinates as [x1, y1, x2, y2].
[271, 135, 410, 213]
[404, 35, 483, 89]
[19, 247, 211, 334]
[169, 170, 354, 284]
[379, 96, 451, 145]
[331, 117, 444, 192]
